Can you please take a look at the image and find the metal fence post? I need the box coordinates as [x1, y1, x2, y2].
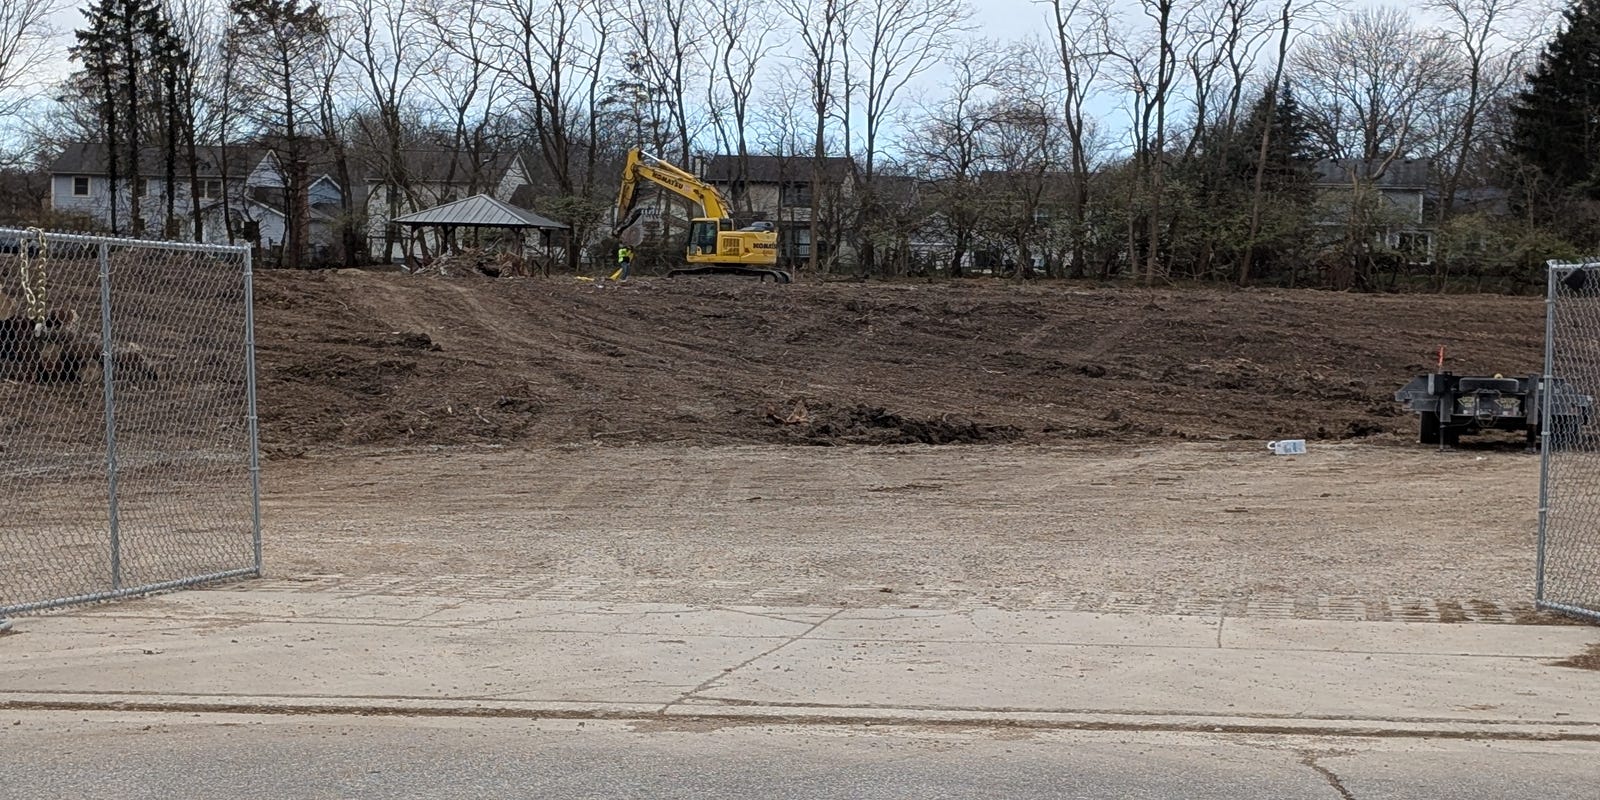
[98, 240, 122, 590]
[243, 248, 263, 575]
[1537, 262, 1556, 604]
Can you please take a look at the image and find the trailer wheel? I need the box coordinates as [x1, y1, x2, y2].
[1419, 412, 1441, 445]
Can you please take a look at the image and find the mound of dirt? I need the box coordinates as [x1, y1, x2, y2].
[764, 400, 1022, 445]
[246, 271, 1544, 451]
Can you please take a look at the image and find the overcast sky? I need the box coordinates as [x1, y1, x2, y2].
[974, 0, 1059, 39]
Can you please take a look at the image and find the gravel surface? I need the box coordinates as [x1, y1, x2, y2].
[249, 441, 1549, 621]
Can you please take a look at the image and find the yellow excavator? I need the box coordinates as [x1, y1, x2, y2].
[613, 148, 792, 283]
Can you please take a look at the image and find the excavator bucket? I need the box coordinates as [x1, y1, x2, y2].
[614, 206, 661, 247]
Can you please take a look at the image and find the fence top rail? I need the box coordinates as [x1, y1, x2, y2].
[1547, 259, 1600, 271]
[0, 228, 251, 256]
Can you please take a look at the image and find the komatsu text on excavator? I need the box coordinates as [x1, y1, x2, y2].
[613, 148, 792, 283]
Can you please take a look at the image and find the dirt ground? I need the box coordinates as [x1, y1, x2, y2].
[252, 441, 1548, 623]
[252, 271, 1544, 452]
[5, 270, 1574, 622]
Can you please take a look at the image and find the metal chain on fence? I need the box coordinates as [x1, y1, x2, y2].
[0, 228, 261, 615]
[1538, 260, 1600, 622]
[20, 227, 48, 331]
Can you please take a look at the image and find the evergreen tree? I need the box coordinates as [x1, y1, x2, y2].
[153, 27, 189, 238]
[1239, 84, 1320, 198]
[71, 0, 177, 236]
[1510, 0, 1600, 193]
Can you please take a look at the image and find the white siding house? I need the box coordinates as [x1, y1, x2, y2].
[48, 144, 347, 258]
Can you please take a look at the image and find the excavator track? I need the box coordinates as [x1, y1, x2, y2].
[666, 265, 793, 284]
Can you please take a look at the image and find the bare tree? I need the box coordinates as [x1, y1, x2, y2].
[1046, 0, 1111, 277]
[160, 0, 227, 241]
[1426, 0, 1533, 220]
[905, 39, 1003, 275]
[982, 43, 1070, 279]
[469, 0, 616, 271]
[342, 0, 435, 260]
[0, 0, 64, 129]
[1098, 0, 1185, 283]
[848, 0, 971, 275]
[308, 12, 362, 264]
[776, 0, 852, 274]
[699, 0, 786, 212]
[420, 0, 508, 197]
[1169, 0, 1279, 280]
[622, 0, 699, 163]
[227, 0, 334, 267]
[1293, 7, 1460, 160]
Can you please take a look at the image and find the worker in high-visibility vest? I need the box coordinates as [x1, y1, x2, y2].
[610, 245, 634, 281]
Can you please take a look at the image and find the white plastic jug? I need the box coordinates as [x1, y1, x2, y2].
[1267, 439, 1307, 456]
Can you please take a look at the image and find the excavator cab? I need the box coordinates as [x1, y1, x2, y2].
[689, 219, 720, 256]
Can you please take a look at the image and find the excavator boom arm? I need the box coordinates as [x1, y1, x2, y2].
[614, 148, 731, 227]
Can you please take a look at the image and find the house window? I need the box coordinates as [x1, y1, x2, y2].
[1390, 230, 1434, 265]
[786, 227, 813, 258]
[72, 176, 90, 196]
[135, 178, 150, 197]
[199, 179, 223, 199]
[780, 182, 813, 208]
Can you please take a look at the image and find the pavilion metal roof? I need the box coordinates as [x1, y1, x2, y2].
[392, 194, 568, 229]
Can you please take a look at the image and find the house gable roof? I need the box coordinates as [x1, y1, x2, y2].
[703, 154, 855, 184]
[1313, 158, 1431, 190]
[48, 142, 266, 179]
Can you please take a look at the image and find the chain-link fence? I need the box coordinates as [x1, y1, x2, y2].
[1539, 260, 1600, 622]
[0, 228, 261, 615]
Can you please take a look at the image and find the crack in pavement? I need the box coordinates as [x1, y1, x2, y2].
[662, 609, 846, 713]
[710, 606, 834, 626]
[1301, 752, 1358, 800]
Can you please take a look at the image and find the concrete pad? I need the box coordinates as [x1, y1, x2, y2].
[700, 639, 1600, 724]
[812, 608, 1219, 648]
[8, 593, 1600, 738]
[1220, 617, 1600, 659]
[0, 619, 782, 704]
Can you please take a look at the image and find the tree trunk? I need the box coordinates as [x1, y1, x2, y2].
[1241, 0, 1294, 286]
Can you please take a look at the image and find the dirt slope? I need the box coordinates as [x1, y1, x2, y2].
[253, 271, 1544, 451]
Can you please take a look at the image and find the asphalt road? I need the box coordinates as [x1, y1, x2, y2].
[3, 712, 1598, 799]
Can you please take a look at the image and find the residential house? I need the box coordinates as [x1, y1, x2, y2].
[701, 154, 855, 267]
[364, 150, 532, 262]
[48, 142, 347, 261]
[1312, 157, 1434, 264]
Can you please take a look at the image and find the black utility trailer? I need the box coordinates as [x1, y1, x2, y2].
[1395, 372, 1592, 447]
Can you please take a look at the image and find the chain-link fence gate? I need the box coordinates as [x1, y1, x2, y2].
[1539, 260, 1600, 622]
[0, 228, 261, 615]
